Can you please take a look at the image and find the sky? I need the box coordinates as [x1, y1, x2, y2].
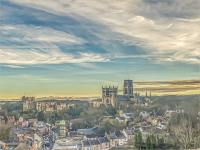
[0, 0, 200, 99]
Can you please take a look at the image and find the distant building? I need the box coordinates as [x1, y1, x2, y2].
[68, 103, 75, 108]
[22, 96, 35, 111]
[59, 120, 66, 138]
[89, 99, 102, 107]
[7, 116, 15, 124]
[57, 103, 66, 111]
[36, 100, 67, 112]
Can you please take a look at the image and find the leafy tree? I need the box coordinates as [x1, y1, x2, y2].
[103, 120, 112, 133]
[37, 111, 45, 121]
[137, 131, 143, 150]
[146, 135, 151, 150]
[134, 134, 138, 149]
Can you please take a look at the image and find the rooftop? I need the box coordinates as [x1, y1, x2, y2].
[115, 131, 126, 139]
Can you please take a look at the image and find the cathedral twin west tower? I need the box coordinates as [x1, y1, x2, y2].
[90, 80, 135, 107]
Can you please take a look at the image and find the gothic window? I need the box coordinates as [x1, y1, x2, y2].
[125, 88, 128, 94]
[106, 90, 109, 95]
[106, 99, 109, 104]
[129, 88, 132, 94]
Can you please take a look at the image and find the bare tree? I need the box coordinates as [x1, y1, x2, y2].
[171, 113, 198, 149]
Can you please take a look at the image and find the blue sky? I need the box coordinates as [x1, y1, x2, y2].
[1, 0, 200, 99]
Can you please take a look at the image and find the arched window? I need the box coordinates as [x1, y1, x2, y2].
[106, 99, 109, 104]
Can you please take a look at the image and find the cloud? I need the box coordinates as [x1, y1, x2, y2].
[133, 85, 200, 93]
[1, 24, 109, 65]
[1, 49, 109, 65]
[133, 79, 200, 85]
[2, 65, 26, 68]
[8, 0, 200, 64]
[131, 79, 200, 93]
[1, 24, 86, 46]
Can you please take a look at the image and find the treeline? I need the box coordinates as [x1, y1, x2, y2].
[134, 131, 171, 150]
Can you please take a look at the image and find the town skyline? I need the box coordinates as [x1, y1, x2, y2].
[1, 78, 199, 100]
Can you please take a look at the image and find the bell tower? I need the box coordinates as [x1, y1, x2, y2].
[123, 80, 133, 97]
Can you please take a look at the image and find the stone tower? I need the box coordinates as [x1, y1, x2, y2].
[22, 96, 35, 111]
[102, 86, 118, 106]
[123, 80, 133, 97]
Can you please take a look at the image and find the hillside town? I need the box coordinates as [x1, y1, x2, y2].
[0, 79, 199, 150]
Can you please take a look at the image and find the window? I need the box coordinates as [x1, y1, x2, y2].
[125, 88, 127, 94]
[129, 88, 132, 94]
[106, 143, 107, 146]
[96, 145, 98, 148]
[106, 99, 109, 104]
[87, 148, 89, 150]
[106, 90, 109, 95]
[112, 139, 114, 142]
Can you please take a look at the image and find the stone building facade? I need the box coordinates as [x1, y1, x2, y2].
[36, 101, 67, 112]
[22, 96, 35, 111]
[102, 86, 118, 106]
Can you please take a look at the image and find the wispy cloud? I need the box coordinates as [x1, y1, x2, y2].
[131, 79, 200, 93]
[133, 85, 200, 93]
[8, 0, 200, 64]
[133, 79, 200, 85]
[1, 49, 109, 65]
[2, 65, 26, 68]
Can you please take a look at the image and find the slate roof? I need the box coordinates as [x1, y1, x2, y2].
[14, 129, 36, 135]
[68, 131, 81, 136]
[156, 109, 166, 117]
[90, 99, 102, 102]
[90, 139, 100, 145]
[134, 129, 140, 133]
[82, 141, 90, 147]
[98, 137, 109, 143]
[108, 133, 118, 139]
[86, 134, 104, 138]
[117, 95, 130, 101]
[125, 130, 135, 135]
[115, 131, 126, 139]
[52, 127, 59, 134]
[77, 127, 98, 135]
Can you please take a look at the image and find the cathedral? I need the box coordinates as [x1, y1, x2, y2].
[89, 79, 143, 107]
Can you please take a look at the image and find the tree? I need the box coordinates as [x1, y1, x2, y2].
[37, 111, 45, 121]
[103, 120, 112, 133]
[150, 134, 156, 149]
[170, 113, 196, 149]
[137, 131, 143, 150]
[146, 135, 151, 150]
[134, 134, 138, 149]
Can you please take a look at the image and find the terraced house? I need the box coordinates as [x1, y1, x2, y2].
[81, 137, 109, 150]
